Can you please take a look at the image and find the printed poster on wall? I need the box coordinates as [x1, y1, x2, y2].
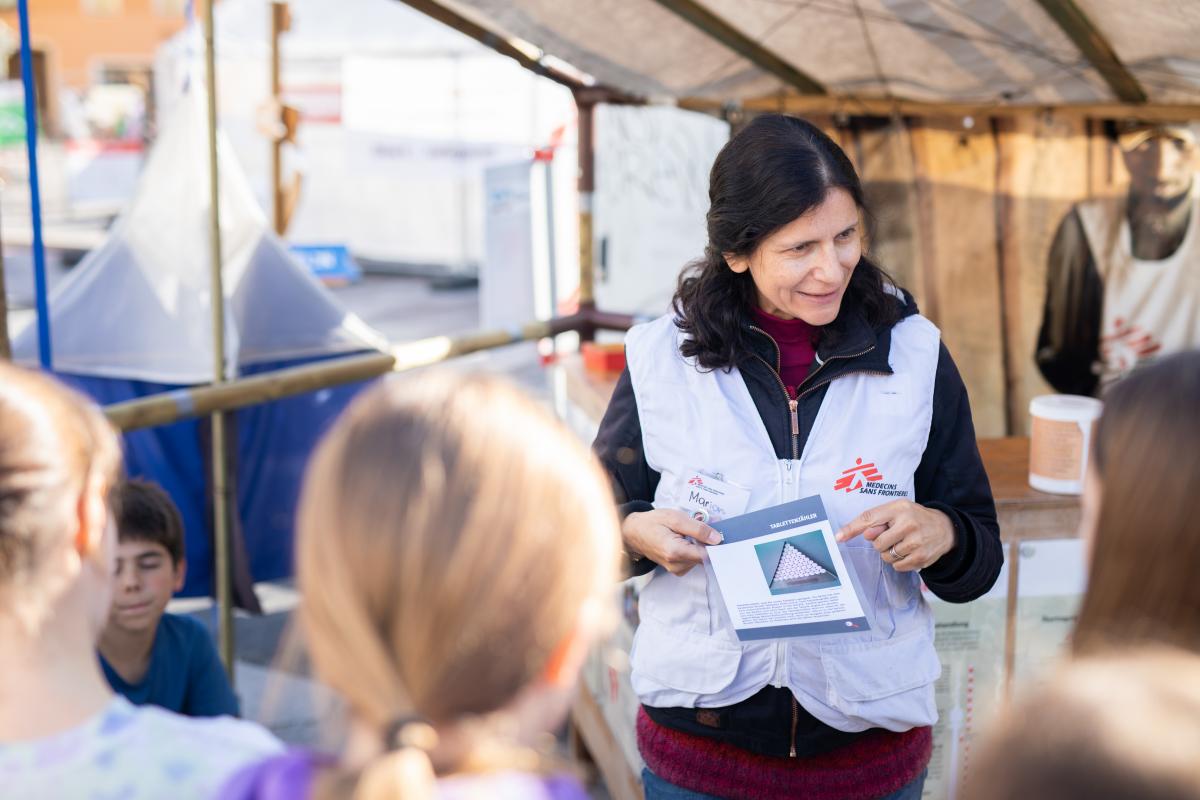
[1012, 539, 1087, 690]
[920, 563, 1009, 800]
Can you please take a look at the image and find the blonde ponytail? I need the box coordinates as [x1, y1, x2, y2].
[352, 748, 436, 800]
[297, 372, 622, 798]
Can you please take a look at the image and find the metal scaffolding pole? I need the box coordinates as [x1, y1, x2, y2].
[202, 0, 235, 677]
[16, 0, 50, 368]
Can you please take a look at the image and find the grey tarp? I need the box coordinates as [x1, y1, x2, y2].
[422, 0, 1200, 105]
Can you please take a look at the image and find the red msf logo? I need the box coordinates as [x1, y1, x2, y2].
[688, 476, 703, 486]
[834, 458, 883, 493]
[1101, 317, 1162, 376]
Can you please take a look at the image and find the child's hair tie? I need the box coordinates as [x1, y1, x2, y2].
[383, 715, 440, 753]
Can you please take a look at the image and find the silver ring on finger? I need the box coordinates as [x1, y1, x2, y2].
[888, 544, 904, 561]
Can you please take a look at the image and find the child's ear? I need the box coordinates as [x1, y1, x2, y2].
[540, 623, 591, 689]
[74, 474, 110, 561]
[173, 558, 187, 593]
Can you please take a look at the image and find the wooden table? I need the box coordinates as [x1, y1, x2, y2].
[980, 436, 1080, 541]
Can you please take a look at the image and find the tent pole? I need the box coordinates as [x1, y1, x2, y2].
[575, 93, 596, 340]
[270, 2, 286, 235]
[203, 0, 236, 678]
[16, 0, 50, 369]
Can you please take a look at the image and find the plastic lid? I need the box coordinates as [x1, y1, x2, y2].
[1029, 394, 1104, 422]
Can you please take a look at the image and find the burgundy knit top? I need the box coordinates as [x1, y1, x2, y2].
[749, 307, 818, 397]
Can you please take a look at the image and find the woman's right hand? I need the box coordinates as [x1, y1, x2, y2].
[622, 508, 723, 576]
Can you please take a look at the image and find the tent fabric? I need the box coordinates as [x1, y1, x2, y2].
[13, 89, 388, 597]
[59, 365, 375, 598]
[435, 0, 1200, 106]
[13, 88, 386, 382]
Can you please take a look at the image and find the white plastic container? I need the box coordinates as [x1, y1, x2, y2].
[1028, 395, 1104, 495]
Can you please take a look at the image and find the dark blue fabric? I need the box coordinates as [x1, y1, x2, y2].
[58, 373, 213, 594]
[98, 613, 238, 717]
[60, 354, 375, 597]
[235, 355, 375, 584]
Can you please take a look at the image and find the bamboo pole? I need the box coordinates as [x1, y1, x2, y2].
[270, 2, 287, 235]
[103, 311, 633, 432]
[202, 0, 235, 677]
[576, 96, 596, 331]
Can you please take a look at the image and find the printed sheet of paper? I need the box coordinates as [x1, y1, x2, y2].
[1013, 538, 1086, 691]
[707, 496, 870, 640]
[921, 563, 1010, 800]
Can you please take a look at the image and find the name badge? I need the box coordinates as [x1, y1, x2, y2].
[676, 469, 751, 523]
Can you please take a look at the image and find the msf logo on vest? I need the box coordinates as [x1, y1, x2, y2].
[834, 458, 908, 497]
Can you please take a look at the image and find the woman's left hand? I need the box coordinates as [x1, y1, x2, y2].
[834, 500, 956, 572]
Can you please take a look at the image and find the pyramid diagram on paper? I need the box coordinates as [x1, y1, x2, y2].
[771, 543, 837, 590]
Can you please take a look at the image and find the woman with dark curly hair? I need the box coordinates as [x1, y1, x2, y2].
[594, 114, 1003, 799]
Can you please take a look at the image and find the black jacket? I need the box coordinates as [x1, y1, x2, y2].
[1036, 208, 1104, 396]
[593, 293, 1003, 759]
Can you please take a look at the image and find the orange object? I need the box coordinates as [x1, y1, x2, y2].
[582, 342, 626, 376]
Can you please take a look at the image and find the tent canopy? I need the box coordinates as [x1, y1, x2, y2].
[13, 87, 385, 382]
[405, 0, 1200, 110]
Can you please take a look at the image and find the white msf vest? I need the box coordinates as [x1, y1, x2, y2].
[625, 313, 942, 733]
[1077, 190, 1200, 387]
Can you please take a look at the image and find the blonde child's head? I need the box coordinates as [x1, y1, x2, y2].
[296, 372, 621, 797]
[0, 363, 122, 635]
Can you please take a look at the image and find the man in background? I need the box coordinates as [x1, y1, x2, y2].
[1036, 122, 1200, 396]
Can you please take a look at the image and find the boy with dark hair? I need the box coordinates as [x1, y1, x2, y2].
[97, 479, 240, 717]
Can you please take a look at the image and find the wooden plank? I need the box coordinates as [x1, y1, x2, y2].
[684, 95, 1200, 120]
[570, 686, 642, 800]
[850, 118, 931, 319]
[1003, 538, 1020, 702]
[1029, 0, 1147, 103]
[392, 0, 639, 102]
[649, 0, 826, 96]
[907, 118, 1008, 437]
[992, 113, 1090, 435]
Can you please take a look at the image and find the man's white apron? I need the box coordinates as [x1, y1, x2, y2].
[1077, 189, 1200, 387]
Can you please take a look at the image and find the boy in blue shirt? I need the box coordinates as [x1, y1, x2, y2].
[97, 479, 240, 717]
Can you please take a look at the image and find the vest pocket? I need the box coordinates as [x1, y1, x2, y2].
[817, 629, 940, 730]
[631, 616, 744, 698]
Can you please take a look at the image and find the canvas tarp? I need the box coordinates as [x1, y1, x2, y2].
[423, 0, 1200, 106]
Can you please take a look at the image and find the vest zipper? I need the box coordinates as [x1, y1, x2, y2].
[795, 366, 892, 403]
[794, 345, 876, 398]
[789, 696, 799, 758]
[748, 327, 877, 462]
[788, 399, 799, 460]
[743, 331, 874, 760]
[750, 350, 800, 461]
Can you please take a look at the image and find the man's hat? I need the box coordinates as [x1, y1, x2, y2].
[1115, 121, 1198, 151]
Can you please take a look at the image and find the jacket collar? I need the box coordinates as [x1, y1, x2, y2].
[743, 292, 914, 380]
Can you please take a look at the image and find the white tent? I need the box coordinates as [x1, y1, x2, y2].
[12, 88, 388, 597]
[13, 87, 385, 383]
